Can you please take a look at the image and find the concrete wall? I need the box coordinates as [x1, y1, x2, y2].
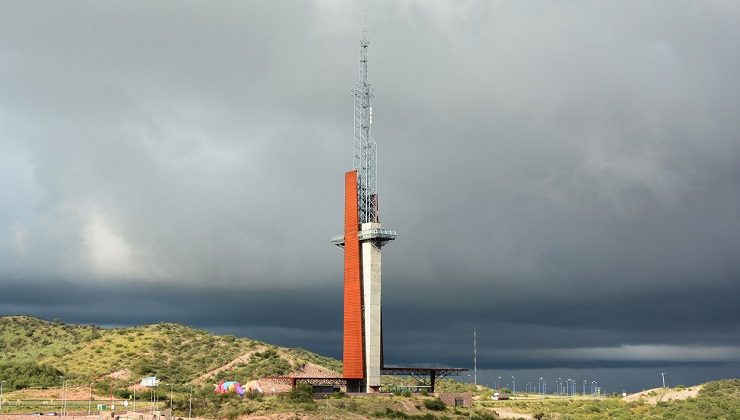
[437, 393, 473, 408]
[0, 417, 96, 420]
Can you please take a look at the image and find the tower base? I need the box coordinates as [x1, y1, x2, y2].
[345, 379, 364, 393]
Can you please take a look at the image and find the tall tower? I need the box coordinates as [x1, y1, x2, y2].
[332, 29, 396, 393]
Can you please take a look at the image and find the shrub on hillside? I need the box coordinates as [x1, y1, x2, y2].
[0, 362, 64, 390]
[244, 389, 262, 401]
[279, 383, 315, 404]
[422, 397, 446, 411]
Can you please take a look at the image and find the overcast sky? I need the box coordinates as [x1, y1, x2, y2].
[1, 1, 739, 391]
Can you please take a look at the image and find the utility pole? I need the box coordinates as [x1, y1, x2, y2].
[661, 372, 666, 388]
[189, 387, 192, 419]
[62, 379, 67, 416]
[1, 380, 5, 413]
[88, 382, 93, 415]
[473, 328, 477, 387]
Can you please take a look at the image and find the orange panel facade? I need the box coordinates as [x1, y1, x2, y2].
[343, 170, 365, 379]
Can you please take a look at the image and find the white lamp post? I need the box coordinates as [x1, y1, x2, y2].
[88, 382, 93, 415]
[1, 380, 6, 413]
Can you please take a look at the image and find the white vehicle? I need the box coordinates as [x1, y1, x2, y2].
[492, 392, 510, 400]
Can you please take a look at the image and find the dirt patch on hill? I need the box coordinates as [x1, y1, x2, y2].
[398, 399, 421, 414]
[493, 407, 534, 419]
[105, 369, 131, 379]
[289, 362, 340, 378]
[623, 385, 703, 405]
[189, 347, 265, 384]
[5, 387, 106, 401]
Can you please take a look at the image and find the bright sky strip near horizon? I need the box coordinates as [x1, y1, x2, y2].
[0, 1, 739, 392]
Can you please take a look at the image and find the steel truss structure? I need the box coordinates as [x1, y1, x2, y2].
[263, 367, 466, 394]
[353, 31, 379, 224]
[262, 376, 348, 389]
[381, 367, 468, 393]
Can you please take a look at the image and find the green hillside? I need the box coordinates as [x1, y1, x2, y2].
[0, 315, 341, 390]
[2, 316, 737, 419]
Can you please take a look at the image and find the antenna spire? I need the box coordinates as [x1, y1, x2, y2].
[362, 8, 368, 39]
[353, 10, 378, 224]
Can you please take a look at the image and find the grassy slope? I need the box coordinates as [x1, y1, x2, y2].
[0, 315, 339, 388]
[482, 379, 740, 420]
[163, 379, 740, 419]
[0, 316, 95, 363]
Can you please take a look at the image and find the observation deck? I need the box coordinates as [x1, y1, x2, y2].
[331, 227, 397, 248]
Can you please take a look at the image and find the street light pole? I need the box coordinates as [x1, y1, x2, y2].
[473, 328, 477, 387]
[1, 380, 6, 413]
[62, 379, 68, 416]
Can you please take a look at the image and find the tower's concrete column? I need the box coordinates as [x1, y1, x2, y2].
[361, 222, 382, 392]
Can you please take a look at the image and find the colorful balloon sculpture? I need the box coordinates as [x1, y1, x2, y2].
[244, 380, 263, 394]
[214, 380, 245, 396]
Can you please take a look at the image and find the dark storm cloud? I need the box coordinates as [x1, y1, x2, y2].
[1, 0, 740, 377]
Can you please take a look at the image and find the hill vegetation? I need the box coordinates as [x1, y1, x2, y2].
[2, 316, 738, 419]
[482, 379, 740, 420]
[0, 315, 339, 391]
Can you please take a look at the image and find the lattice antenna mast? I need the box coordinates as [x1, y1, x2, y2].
[352, 14, 378, 224]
